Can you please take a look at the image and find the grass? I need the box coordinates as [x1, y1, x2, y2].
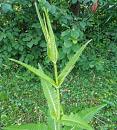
[1, 62, 117, 129]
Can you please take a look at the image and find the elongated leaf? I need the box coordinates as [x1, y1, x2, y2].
[58, 39, 92, 86]
[44, 9, 58, 63]
[35, 2, 58, 63]
[9, 58, 56, 87]
[78, 104, 106, 122]
[39, 65, 60, 120]
[61, 113, 94, 130]
[41, 78, 60, 120]
[4, 123, 48, 130]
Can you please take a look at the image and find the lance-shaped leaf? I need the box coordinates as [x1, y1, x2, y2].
[77, 104, 106, 122]
[35, 2, 58, 63]
[4, 123, 48, 130]
[40, 74, 60, 120]
[58, 39, 92, 86]
[9, 59, 56, 87]
[61, 113, 94, 130]
[38, 65, 60, 120]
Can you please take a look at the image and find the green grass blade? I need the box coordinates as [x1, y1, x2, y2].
[58, 39, 92, 86]
[61, 113, 94, 130]
[77, 104, 107, 122]
[9, 58, 56, 87]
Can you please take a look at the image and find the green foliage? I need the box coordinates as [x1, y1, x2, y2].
[0, 0, 116, 70]
[1, 3, 13, 13]
[9, 58, 56, 87]
[61, 114, 93, 130]
[60, 105, 106, 130]
[77, 104, 106, 122]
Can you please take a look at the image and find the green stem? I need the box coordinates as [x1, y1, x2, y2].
[53, 63, 61, 130]
[56, 86, 61, 130]
[57, 88, 60, 119]
[54, 63, 58, 85]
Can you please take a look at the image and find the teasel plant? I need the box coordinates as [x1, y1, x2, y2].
[4, 1, 106, 130]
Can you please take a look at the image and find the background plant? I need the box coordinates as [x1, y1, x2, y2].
[0, 0, 116, 68]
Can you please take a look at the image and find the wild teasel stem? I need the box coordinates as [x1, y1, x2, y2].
[54, 63, 58, 86]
